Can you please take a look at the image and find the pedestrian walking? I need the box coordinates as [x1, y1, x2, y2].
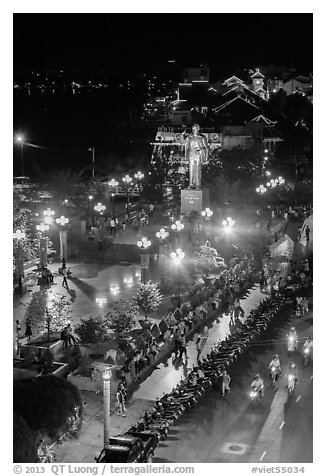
[116, 385, 126, 417]
[305, 225, 310, 242]
[67, 323, 77, 346]
[110, 218, 116, 235]
[149, 203, 154, 214]
[203, 326, 209, 339]
[62, 267, 69, 287]
[221, 370, 231, 396]
[60, 326, 69, 348]
[179, 335, 187, 359]
[62, 257, 66, 269]
[24, 319, 33, 341]
[295, 306, 301, 319]
[196, 336, 202, 360]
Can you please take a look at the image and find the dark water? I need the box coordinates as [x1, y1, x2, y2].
[13, 89, 153, 177]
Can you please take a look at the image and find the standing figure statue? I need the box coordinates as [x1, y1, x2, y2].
[184, 124, 209, 189]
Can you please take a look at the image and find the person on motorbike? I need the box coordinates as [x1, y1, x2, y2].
[250, 373, 264, 397]
[287, 362, 298, 381]
[269, 354, 281, 380]
[303, 335, 313, 353]
[287, 327, 298, 351]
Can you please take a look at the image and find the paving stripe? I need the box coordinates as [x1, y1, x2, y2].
[279, 421, 285, 430]
[296, 395, 302, 403]
[259, 451, 267, 461]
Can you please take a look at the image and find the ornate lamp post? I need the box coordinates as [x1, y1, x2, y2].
[56, 216, 69, 261]
[108, 179, 119, 216]
[256, 184, 267, 207]
[156, 228, 169, 262]
[94, 202, 106, 250]
[102, 365, 113, 449]
[171, 248, 185, 308]
[122, 174, 133, 218]
[137, 236, 151, 283]
[222, 217, 235, 230]
[43, 208, 55, 225]
[134, 171, 144, 212]
[171, 220, 184, 247]
[36, 222, 50, 268]
[13, 229, 26, 287]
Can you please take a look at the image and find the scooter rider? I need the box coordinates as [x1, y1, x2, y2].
[303, 335, 313, 353]
[250, 373, 264, 397]
[269, 354, 281, 380]
[287, 327, 298, 351]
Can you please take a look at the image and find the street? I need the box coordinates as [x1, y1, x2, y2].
[153, 301, 313, 463]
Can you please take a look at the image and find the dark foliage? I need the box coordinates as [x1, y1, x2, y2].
[13, 375, 83, 441]
[13, 411, 39, 463]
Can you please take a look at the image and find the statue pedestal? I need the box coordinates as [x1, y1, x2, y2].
[181, 188, 210, 215]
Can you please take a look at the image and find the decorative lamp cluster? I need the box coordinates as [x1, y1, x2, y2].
[171, 248, 185, 263]
[256, 184, 267, 195]
[222, 217, 235, 228]
[156, 228, 169, 240]
[13, 229, 26, 240]
[201, 207, 213, 220]
[94, 202, 106, 214]
[36, 223, 50, 233]
[56, 216, 69, 226]
[137, 237, 151, 250]
[171, 220, 184, 231]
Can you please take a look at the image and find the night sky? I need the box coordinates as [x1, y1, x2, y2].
[14, 13, 313, 73]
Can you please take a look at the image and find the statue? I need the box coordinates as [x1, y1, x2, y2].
[184, 124, 209, 189]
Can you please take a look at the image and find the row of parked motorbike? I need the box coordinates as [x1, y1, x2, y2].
[127, 290, 290, 441]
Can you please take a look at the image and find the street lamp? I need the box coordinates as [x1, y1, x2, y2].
[122, 174, 133, 217]
[137, 237, 151, 283]
[56, 216, 69, 261]
[13, 229, 26, 287]
[171, 248, 185, 308]
[88, 146, 95, 179]
[171, 220, 184, 247]
[134, 171, 144, 211]
[94, 202, 106, 250]
[16, 135, 25, 176]
[201, 207, 213, 220]
[43, 208, 55, 225]
[108, 179, 119, 216]
[36, 222, 50, 268]
[156, 228, 169, 262]
[222, 217, 235, 231]
[102, 366, 113, 449]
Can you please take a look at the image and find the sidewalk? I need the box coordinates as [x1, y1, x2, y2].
[54, 284, 265, 463]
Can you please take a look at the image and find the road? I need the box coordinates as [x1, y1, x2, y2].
[152, 299, 313, 464]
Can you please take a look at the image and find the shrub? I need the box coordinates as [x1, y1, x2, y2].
[134, 281, 163, 320]
[75, 316, 108, 344]
[104, 300, 137, 336]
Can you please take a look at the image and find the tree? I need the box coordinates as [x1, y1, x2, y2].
[25, 290, 71, 342]
[13, 412, 38, 463]
[104, 299, 137, 336]
[13, 375, 83, 442]
[75, 316, 109, 344]
[194, 241, 226, 273]
[134, 281, 163, 320]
